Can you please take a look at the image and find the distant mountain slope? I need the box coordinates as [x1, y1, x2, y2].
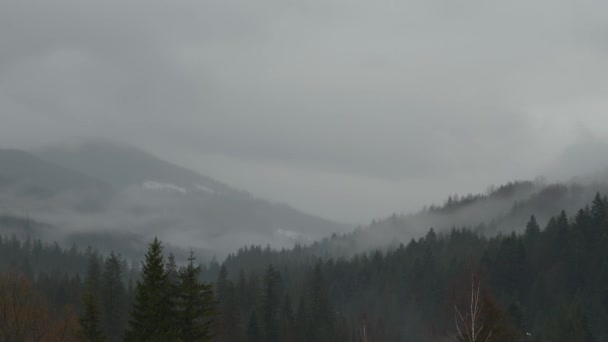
[308, 178, 608, 256]
[0, 149, 113, 213]
[18, 140, 608, 260]
[0, 141, 350, 258]
[0, 149, 109, 197]
[37, 141, 236, 195]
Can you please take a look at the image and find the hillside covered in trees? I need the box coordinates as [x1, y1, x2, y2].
[1, 192, 608, 340]
[3, 0, 607, 339]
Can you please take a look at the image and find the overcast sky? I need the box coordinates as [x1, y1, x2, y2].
[1, 0, 608, 223]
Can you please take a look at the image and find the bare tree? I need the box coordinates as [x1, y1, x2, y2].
[454, 274, 494, 342]
[0, 269, 79, 341]
[349, 312, 387, 342]
[358, 314, 370, 342]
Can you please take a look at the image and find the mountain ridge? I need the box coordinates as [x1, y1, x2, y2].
[0, 141, 350, 259]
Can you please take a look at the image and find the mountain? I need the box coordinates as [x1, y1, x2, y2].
[0, 149, 113, 213]
[10, 139, 608, 261]
[305, 178, 608, 257]
[0, 141, 349, 259]
[38, 140, 236, 195]
[0, 149, 108, 196]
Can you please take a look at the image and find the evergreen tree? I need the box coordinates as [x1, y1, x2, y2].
[79, 291, 106, 342]
[542, 301, 595, 342]
[247, 311, 261, 342]
[214, 265, 243, 341]
[176, 251, 216, 342]
[575, 207, 594, 243]
[85, 247, 102, 299]
[165, 252, 180, 330]
[524, 215, 540, 240]
[307, 263, 335, 342]
[279, 294, 296, 341]
[260, 264, 281, 342]
[236, 269, 248, 311]
[246, 273, 260, 312]
[556, 210, 570, 258]
[166, 252, 179, 288]
[101, 252, 127, 342]
[126, 237, 174, 341]
[215, 265, 230, 306]
[425, 227, 437, 243]
[295, 295, 308, 339]
[591, 193, 606, 225]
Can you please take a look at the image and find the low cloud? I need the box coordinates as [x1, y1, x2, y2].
[1, 0, 607, 222]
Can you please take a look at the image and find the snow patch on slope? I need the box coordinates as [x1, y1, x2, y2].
[142, 181, 187, 194]
[195, 184, 215, 194]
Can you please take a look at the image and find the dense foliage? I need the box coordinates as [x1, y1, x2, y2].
[203, 193, 608, 341]
[126, 238, 216, 341]
[1, 193, 608, 341]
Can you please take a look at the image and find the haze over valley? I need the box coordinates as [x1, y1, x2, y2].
[1, 0, 608, 340]
[2, 139, 608, 262]
[0, 141, 350, 259]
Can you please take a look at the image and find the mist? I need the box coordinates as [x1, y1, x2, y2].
[1, 0, 608, 224]
[3, 1, 608, 341]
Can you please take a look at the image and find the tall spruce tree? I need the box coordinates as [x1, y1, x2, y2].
[525, 215, 540, 239]
[79, 291, 106, 342]
[308, 263, 335, 342]
[165, 252, 180, 330]
[101, 252, 127, 342]
[247, 311, 261, 342]
[279, 294, 295, 341]
[215, 265, 242, 341]
[166, 253, 179, 288]
[295, 295, 308, 339]
[591, 193, 606, 225]
[176, 251, 216, 341]
[85, 247, 102, 299]
[126, 237, 174, 341]
[260, 264, 281, 342]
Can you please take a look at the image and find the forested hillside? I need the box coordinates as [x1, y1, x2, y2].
[1, 193, 608, 340]
[3, 0, 606, 339]
[203, 193, 608, 341]
[301, 180, 608, 257]
[0, 143, 349, 260]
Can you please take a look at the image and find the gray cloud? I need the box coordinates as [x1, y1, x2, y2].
[1, 0, 608, 223]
